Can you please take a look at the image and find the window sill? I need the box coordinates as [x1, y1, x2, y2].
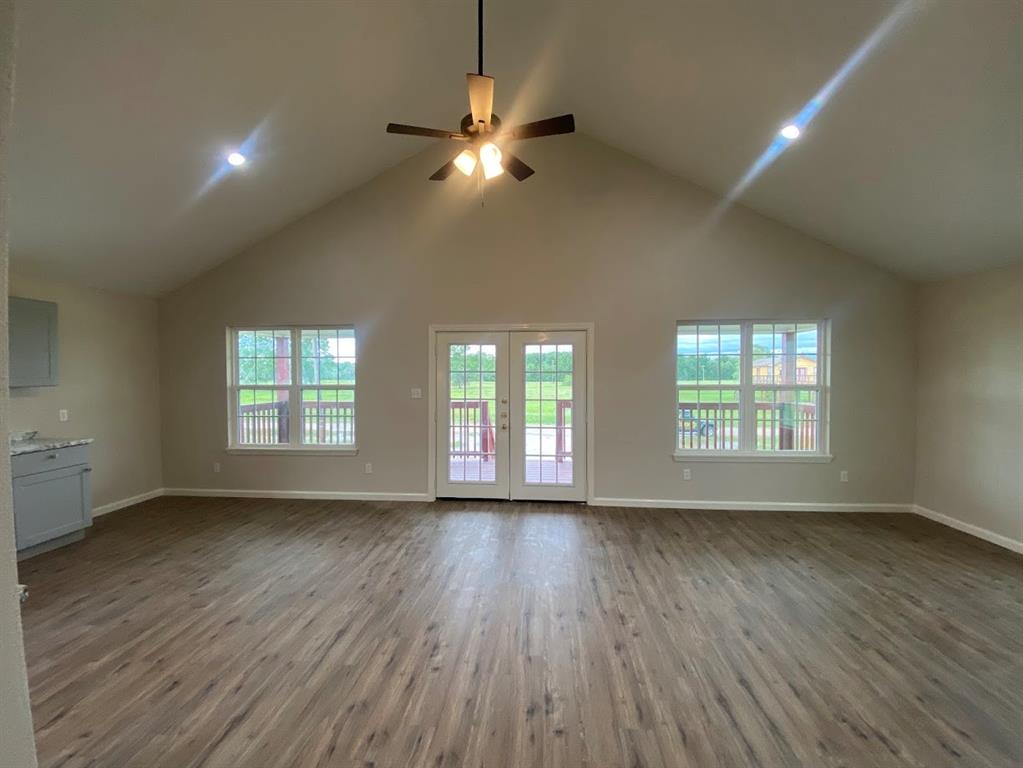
[225, 446, 359, 456]
[673, 452, 833, 464]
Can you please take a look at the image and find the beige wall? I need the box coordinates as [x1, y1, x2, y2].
[914, 263, 1023, 545]
[1, 0, 39, 762]
[160, 135, 917, 506]
[9, 270, 162, 510]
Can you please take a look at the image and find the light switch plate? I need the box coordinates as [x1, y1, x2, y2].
[411, 388, 423, 399]
[58, 408, 69, 422]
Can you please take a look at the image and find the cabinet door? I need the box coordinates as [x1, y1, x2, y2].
[13, 467, 89, 549]
[9, 296, 59, 387]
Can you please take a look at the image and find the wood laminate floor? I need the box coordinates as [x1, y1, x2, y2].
[18, 497, 1023, 768]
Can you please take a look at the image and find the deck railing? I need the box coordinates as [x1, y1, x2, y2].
[238, 400, 354, 445]
[678, 402, 817, 451]
[238, 401, 288, 445]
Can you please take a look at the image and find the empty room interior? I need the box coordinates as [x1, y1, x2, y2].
[1, 1, 1022, 767]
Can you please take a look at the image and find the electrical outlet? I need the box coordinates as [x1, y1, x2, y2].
[682, 468, 692, 481]
[410, 388, 423, 400]
[213, 462, 221, 473]
[58, 408, 69, 422]
[364, 462, 373, 474]
[840, 470, 849, 483]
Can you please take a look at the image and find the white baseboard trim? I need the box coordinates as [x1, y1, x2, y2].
[589, 497, 911, 513]
[92, 488, 166, 517]
[163, 488, 433, 503]
[912, 504, 1023, 554]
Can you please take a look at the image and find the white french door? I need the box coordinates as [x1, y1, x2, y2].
[509, 331, 587, 500]
[435, 329, 587, 501]
[435, 332, 510, 499]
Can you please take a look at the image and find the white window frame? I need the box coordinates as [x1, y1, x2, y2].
[674, 320, 831, 463]
[226, 325, 358, 455]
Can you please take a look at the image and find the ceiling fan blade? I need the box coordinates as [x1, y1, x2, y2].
[429, 159, 458, 181]
[507, 114, 575, 141]
[387, 123, 463, 140]
[502, 152, 535, 181]
[467, 73, 494, 130]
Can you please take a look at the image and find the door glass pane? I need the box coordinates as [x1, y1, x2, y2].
[448, 344, 497, 483]
[524, 343, 573, 485]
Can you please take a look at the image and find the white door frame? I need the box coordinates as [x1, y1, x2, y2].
[428, 323, 595, 503]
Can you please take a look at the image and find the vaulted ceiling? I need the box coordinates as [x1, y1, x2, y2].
[10, 0, 1022, 295]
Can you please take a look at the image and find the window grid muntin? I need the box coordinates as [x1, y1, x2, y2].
[230, 326, 356, 449]
[677, 320, 827, 455]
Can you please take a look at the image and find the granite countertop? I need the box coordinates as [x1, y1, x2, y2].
[10, 432, 94, 456]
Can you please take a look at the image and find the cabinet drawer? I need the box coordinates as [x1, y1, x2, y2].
[13, 465, 91, 550]
[12, 445, 90, 477]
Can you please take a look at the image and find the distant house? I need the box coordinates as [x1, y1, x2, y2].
[752, 355, 817, 384]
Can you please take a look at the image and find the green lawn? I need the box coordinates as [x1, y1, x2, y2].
[238, 389, 354, 407]
[449, 379, 572, 427]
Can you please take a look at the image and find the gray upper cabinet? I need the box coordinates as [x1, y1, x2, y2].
[9, 296, 58, 387]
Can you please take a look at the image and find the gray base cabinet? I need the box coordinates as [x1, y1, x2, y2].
[12, 446, 92, 553]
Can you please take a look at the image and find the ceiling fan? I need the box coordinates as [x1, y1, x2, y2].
[385, 0, 575, 183]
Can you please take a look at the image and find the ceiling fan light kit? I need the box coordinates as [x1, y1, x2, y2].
[385, 0, 575, 188]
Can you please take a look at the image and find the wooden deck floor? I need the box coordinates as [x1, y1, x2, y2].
[18, 497, 1023, 768]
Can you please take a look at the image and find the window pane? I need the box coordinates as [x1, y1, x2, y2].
[720, 325, 741, 384]
[678, 388, 739, 451]
[797, 353, 817, 385]
[301, 329, 318, 357]
[273, 330, 291, 357]
[237, 357, 256, 385]
[237, 389, 289, 445]
[753, 323, 774, 353]
[337, 328, 356, 357]
[755, 390, 777, 450]
[755, 390, 818, 451]
[237, 330, 255, 357]
[338, 357, 356, 386]
[302, 357, 317, 385]
[697, 325, 720, 355]
[794, 390, 819, 452]
[301, 328, 355, 387]
[698, 354, 720, 384]
[255, 358, 274, 385]
[302, 388, 355, 445]
[677, 355, 699, 386]
[254, 330, 275, 357]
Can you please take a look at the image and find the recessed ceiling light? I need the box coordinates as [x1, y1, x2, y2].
[780, 124, 801, 140]
[227, 151, 246, 167]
